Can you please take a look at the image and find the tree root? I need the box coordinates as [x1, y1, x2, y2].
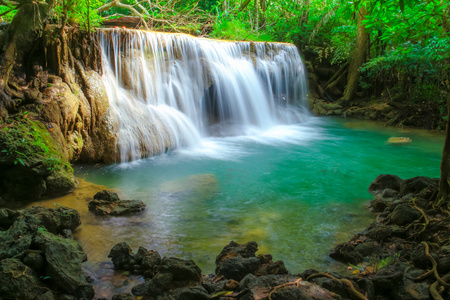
[414, 242, 450, 299]
[406, 198, 429, 237]
[430, 273, 450, 300]
[344, 106, 367, 118]
[421, 242, 450, 288]
[268, 278, 302, 300]
[306, 272, 367, 300]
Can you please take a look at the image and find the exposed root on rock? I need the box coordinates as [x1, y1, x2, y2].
[268, 278, 303, 300]
[306, 272, 367, 300]
[430, 273, 450, 300]
[422, 242, 450, 288]
[406, 198, 430, 238]
[343, 106, 367, 118]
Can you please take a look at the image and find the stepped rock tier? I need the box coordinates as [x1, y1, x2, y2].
[98, 29, 308, 162]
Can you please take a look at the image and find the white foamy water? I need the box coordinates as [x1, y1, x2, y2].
[99, 29, 309, 162]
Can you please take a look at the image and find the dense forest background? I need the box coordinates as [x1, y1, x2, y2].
[1, 0, 449, 126]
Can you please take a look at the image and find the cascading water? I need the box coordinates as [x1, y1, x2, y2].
[99, 28, 309, 162]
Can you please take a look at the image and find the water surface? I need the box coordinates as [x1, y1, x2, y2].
[37, 117, 443, 275]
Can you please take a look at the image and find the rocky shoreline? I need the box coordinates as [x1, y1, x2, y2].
[0, 174, 448, 300]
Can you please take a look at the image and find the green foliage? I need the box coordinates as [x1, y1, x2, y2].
[361, 36, 449, 100]
[52, 0, 103, 31]
[375, 253, 400, 271]
[0, 115, 72, 174]
[210, 9, 271, 41]
[329, 25, 356, 64]
[0, 1, 17, 22]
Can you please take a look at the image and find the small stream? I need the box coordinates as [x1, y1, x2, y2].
[33, 117, 443, 280]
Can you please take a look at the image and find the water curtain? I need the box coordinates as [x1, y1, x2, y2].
[99, 29, 308, 162]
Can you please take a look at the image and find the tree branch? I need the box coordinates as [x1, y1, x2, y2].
[97, 0, 150, 30]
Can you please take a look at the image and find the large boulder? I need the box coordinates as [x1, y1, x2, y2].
[368, 174, 403, 195]
[0, 119, 77, 204]
[34, 231, 94, 299]
[0, 206, 93, 299]
[0, 258, 46, 300]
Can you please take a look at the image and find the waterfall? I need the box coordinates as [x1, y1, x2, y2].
[99, 29, 309, 162]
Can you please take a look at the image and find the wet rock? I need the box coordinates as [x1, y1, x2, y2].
[371, 262, 404, 293]
[215, 241, 288, 281]
[175, 286, 210, 300]
[93, 190, 120, 202]
[0, 208, 20, 229]
[387, 137, 412, 144]
[25, 206, 81, 234]
[108, 242, 134, 270]
[368, 174, 403, 195]
[0, 258, 46, 300]
[216, 256, 260, 281]
[355, 241, 379, 257]
[371, 188, 398, 212]
[112, 293, 134, 300]
[216, 241, 258, 273]
[135, 247, 162, 277]
[395, 279, 430, 300]
[23, 251, 45, 271]
[0, 119, 77, 203]
[312, 99, 343, 116]
[310, 276, 349, 299]
[399, 177, 439, 197]
[36, 291, 56, 300]
[155, 257, 202, 286]
[329, 242, 363, 265]
[411, 244, 432, 269]
[88, 190, 146, 216]
[131, 281, 149, 296]
[238, 274, 339, 300]
[255, 254, 289, 276]
[0, 206, 80, 260]
[35, 231, 94, 299]
[390, 203, 422, 226]
[159, 173, 220, 201]
[109, 243, 162, 277]
[322, 102, 343, 111]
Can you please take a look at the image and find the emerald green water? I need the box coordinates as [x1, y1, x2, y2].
[73, 117, 443, 274]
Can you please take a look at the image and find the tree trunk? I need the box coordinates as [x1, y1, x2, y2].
[341, 6, 368, 102]
[0, 1, 55, 119]
[300, 0, 311, 27]
[436, 1, 450, 207]
[438, 92, 450, 207]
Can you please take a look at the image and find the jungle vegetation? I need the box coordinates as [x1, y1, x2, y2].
[0, 0, 449, 204]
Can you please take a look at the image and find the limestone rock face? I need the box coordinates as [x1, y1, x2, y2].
[41, 69, 117, 164]
[0, 119, 78, 203]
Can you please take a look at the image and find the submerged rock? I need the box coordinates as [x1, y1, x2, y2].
[387, 137, 412, 144]
[159, 173, 220, 201]
[88, 190, 146, 216]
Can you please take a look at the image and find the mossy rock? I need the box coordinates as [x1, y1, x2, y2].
[0, 116, 77, 204]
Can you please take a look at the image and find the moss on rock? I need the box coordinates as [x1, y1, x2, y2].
[0, 115, 77, 205]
